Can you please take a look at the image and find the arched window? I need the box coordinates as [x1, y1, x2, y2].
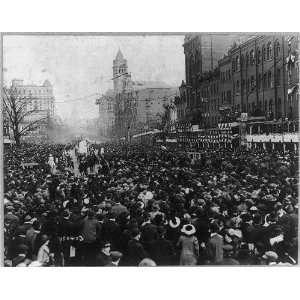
[267, 42, 273, 60]
[246, 53, 249, 67]
[236, 55, 240, 71]
[236, 80, 240, 92]
[275, 40, 280, 58]
[250, 49, 255, 65]
[240, 54, 244, 68]
[195, 50, 200, 73]
[268, 71, 272, 88]
[262, 45, 266, 61]
[264, 101, 267, 113]
[251, 75, 255, 89]
[276, 68, 281, 86]
[278, 98, 282, 114]
[257, 48, 261, 64]
[263, 73, 267, 88]
[269, 99, 273, 112]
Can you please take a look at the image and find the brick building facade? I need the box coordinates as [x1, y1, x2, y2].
[177, 34, 299, 129]
[95, 89, 115, 137]
[111, 50, 178, 139]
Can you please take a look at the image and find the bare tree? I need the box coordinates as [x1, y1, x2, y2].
[2, 87, 48, 146]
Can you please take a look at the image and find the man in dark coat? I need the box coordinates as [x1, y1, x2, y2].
[7, 226, 29, 260]
[80, 210, 102, 266]
[58, 210, 81, 266]
[126, 228, 147, 266]
[95, 241, 112, 266]
[101, 213, 121, 249]
[149, 226, 176, 266]
[140, 215, 158, 253]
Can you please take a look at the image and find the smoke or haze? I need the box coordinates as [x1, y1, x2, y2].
[3, 35, 185, 122]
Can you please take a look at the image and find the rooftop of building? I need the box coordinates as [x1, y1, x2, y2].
[11, 79, 52, 88]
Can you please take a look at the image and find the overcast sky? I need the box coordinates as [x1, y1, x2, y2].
[3, 35, 185, 120]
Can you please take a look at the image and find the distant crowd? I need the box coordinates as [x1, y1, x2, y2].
[3, 141, 298, 266]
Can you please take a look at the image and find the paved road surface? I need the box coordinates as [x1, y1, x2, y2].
[68, 148, 100, 176]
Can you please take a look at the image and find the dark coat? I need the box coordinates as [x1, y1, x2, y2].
[95, 251, 112, 266]
[101, 219, 121, 248]
[149, 237, 176, 266]
[126, 239, 147, 266]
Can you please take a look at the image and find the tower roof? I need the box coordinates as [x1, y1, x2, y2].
[115, 49, 124, 61]
[43, 79, 52, 87]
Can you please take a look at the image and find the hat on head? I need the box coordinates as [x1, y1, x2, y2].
[250, 206, 258, 212]
[28, 261, 43, 267]
[131, 228, 141, 238]
[17, 244, 29, 254]
[223, 244, 234, 251]
[169, 217, 181, 228]
[139, 258, 157, 267]
[181, 224, 196, 236]
[110, 251, 123, 262]
[262, 251, 278, 261]
[137, 201, 145, 209]
[24, 215, 32, 222]
[101, 241, 111, 249]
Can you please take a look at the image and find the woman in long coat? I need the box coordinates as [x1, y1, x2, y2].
[176, 224, 199, 266]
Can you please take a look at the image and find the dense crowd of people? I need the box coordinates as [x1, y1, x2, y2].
[3, 141, 298, 266]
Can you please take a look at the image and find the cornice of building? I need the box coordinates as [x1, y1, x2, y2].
[229, 35, 267, 54]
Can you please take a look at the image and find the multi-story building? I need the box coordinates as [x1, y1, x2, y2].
[7, 79, 55, 142]
[180, 34, 252, 122]
[95, 89, 115, 137]
[219, 54, 235, 122]
[111, 50, 178, 139]
[230, 34, 299, 121]
[11, 79, 55, 117]
[177, 34, 299, 130]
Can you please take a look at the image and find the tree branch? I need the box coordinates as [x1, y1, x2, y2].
[19, 116, 48, 136]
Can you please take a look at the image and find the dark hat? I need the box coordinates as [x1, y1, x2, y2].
[15, 226, 27, 236]
[241, 213, 252, 222]
[17, 244, 29, 254]
[210, 222, 219, 233]
[157, 226, 166, 236]
[131, 228, 140, 238]
[100, 241, 111, 249]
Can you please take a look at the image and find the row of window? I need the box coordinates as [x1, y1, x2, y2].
[232, 40, 281, 72]
[221, 90, 232, 104]
[220, 69, 231, 82]
[233, 69, 282, 94]
[27, 100, 54, 111]
[16, 88, 51, 95]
